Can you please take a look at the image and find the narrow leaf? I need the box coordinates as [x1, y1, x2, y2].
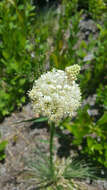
[16, 117, 48, 124]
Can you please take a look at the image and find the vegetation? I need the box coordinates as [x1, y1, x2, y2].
[34, 0, 107, 168]
[27, 150, 96, 190]
[0, 0, 46, 121]
[0, 133, 8, 161]
[0, 0, 107, 187]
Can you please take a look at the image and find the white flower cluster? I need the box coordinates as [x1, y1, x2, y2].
[29, 65, 81, 126]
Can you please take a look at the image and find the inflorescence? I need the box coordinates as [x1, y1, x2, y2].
[29, 65, 81, 126]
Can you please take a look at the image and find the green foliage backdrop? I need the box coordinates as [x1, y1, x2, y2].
[0, 0, 46, 120]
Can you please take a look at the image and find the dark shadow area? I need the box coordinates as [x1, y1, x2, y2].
[30, 121, 49, 130]
[55, 129, 107, 179]
[55, 129, 78, 158]
[33, 0, 61, 9]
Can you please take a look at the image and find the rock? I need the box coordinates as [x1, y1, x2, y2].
[94, 180, 107, 190]
[83, 53, 94, 62]
[79, 16, 98, 34]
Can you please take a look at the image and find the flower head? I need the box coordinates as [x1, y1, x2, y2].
[29, 65, 81, 126]
[65, 64, 80, 82]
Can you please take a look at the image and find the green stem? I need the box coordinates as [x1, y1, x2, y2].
[50, 123, 55, 178]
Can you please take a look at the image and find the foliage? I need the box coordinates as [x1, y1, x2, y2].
[78, 0, 107, 21]
[63, 108, 107, 168]
[50, 0, 81, 70]
[60, 19, 107, 167]
[0, 133, 8, 161]
[63, 159, 96, 179]
[88, 0, 106, 20]
[0, 0, 46, 121]
[17, 116, 48, 123]
[26, 149, 96, 190]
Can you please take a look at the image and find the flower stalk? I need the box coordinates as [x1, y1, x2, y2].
[50, 123, 55, 178]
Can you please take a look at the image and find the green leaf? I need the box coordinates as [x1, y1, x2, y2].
[16, 117, 48, 123]
[2, 109, 9, 116]
[97, 112, 107, 126]
[0, 140, 8, 152]
[39, 139, 49, 144]
[2, 51, 10, 59]
[21, 96, 25, 103]
[93, 144, 103, 151]
[19, 78, 26, 85]
[18, 5, 24, 10]
[56, 185, 63, 190]
[0, 154, 6, 161]
[87, 137, 94, 149]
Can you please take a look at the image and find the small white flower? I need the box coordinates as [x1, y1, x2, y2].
[29, 65, 81, 126]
